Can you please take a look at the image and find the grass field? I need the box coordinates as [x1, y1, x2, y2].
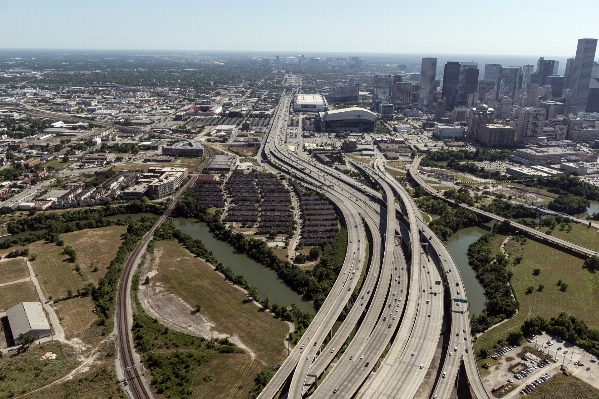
[27, 226, 126, 300]
[0, 280, 39, 311]
[53, 296, 103, 346]
[150, 240, 289, 368]
[346, 153, 372, 165]
[0, 258, 29, 284]
[526, 373, 599, 399]
[0, 341, 79, 399]
[385, 167, 406, 177]
[474, 234, 599, 353]
[2, 341, 125, 399]
[193, 352, 261, 399]
[43, 159, 75, 171]
[114, 157, 204, 173]
[548, 223, 599, 252]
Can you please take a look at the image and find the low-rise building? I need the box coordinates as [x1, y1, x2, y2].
[478, 124, 516, 147]
[7, 302, 51, 344]
[433, 124, 465, 139]
[162, 140, 204, 157]
[511, 146, 597, 165]
[203, 155, 237, 173]
[81, 153, 115, 165]
[560, 162, 589, 175]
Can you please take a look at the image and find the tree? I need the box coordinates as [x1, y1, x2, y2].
[67, 289, 73, 297]
[195, 304, 201, 313]
[526, 286, 534, 294]
[294, 253, 307, 264]
[507, 330, 524, 346]
[560, 282, 569, 292]
[309, 246, 322, 260]
[583, 255, 599, 272]
[18, 333, 35, 349]
[144, 276, 150, 285]
[262, 296, 270, 310]
[533, 268, 541, 276]
[537, 284, 544, 292]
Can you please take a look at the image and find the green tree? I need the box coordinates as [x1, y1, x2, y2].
[583, 255, 599, 272]
[537, 284, 544, 292]
[18, 333, 35, 349]
[533, 268, 541, 276]
[309, 246, 322, 260]
[507, 330, 524, 346]
[526, 286, 534, 294]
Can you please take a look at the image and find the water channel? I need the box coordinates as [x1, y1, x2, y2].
[444, 226, 490, 316]
[172, 218, 315, 314]
[575, 200, 599, 219]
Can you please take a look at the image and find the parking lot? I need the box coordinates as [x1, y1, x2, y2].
[479, 332, 599, 397]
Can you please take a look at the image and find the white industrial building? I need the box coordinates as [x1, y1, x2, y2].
[293, 94, 327, 112]
[7, 302, 51, 344]
[433, 124, 465, 139]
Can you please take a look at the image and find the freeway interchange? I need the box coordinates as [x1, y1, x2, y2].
[257, 92, 491, 399]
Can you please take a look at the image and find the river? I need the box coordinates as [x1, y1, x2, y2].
[444, 226, 490, 315]
[575, 200, 599, 219]
[172, 218, 315, 314]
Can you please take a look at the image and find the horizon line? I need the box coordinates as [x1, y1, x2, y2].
[0, 48, 577, 59]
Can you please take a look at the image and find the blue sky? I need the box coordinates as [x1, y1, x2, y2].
[0, 0, 597, 56]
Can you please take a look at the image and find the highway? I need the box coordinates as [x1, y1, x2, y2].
[257, 93, 378, 399]
[257, 93, 493, 399]
[352, 159, 490, 399]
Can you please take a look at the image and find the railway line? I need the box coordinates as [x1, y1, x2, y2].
[115, 146, 214, 399]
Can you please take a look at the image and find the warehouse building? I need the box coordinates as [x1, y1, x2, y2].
[293, 94, 327, 112]
[162, 140, 204, 157]
[204, 155, 237, 173]
[7, 302, 51, 344]
[316, 107, 377, 133]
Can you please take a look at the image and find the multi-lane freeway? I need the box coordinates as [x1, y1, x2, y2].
[256, 92, 492, 399]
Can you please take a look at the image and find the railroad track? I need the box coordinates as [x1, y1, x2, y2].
[115, 146, 214, 399]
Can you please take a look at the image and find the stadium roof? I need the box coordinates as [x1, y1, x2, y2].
[320, 107, 377, 122]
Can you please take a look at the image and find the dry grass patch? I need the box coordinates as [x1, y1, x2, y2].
[21, 341, 125, 399]
[53, 296, 103, 346]
[28, 225, 126, 300]
[0, 281, 39, 311]
[151, 240, 288, 367]
[0, 258, 29, 284]
[193, 352, 261, 399]
[527, 373, 599, 399]
[0, 341, 79, 398]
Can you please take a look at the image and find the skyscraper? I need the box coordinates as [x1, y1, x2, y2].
[442, 62, 461, 110]
[497, 67, 521, 102]
[457, 62, 478, 105]
[568, 38, 598, 113]
[521, 64, 535, 90]
[419, 57, 437, 108]
[536, 58, 559, 86]
[547, 76, 565, 98]
[372, 75, 393, 111]
[563, 57, 575, 89]
[484, 64, 502, 84]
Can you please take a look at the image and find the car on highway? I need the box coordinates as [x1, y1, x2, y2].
[314, 342, 317, 346]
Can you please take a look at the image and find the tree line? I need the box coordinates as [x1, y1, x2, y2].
[153, 219, 314, 344]
[522, 313, 599, 357]
[468, 231, 519, 334]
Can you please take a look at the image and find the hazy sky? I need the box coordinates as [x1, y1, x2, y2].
[0, 0, 597, 56]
